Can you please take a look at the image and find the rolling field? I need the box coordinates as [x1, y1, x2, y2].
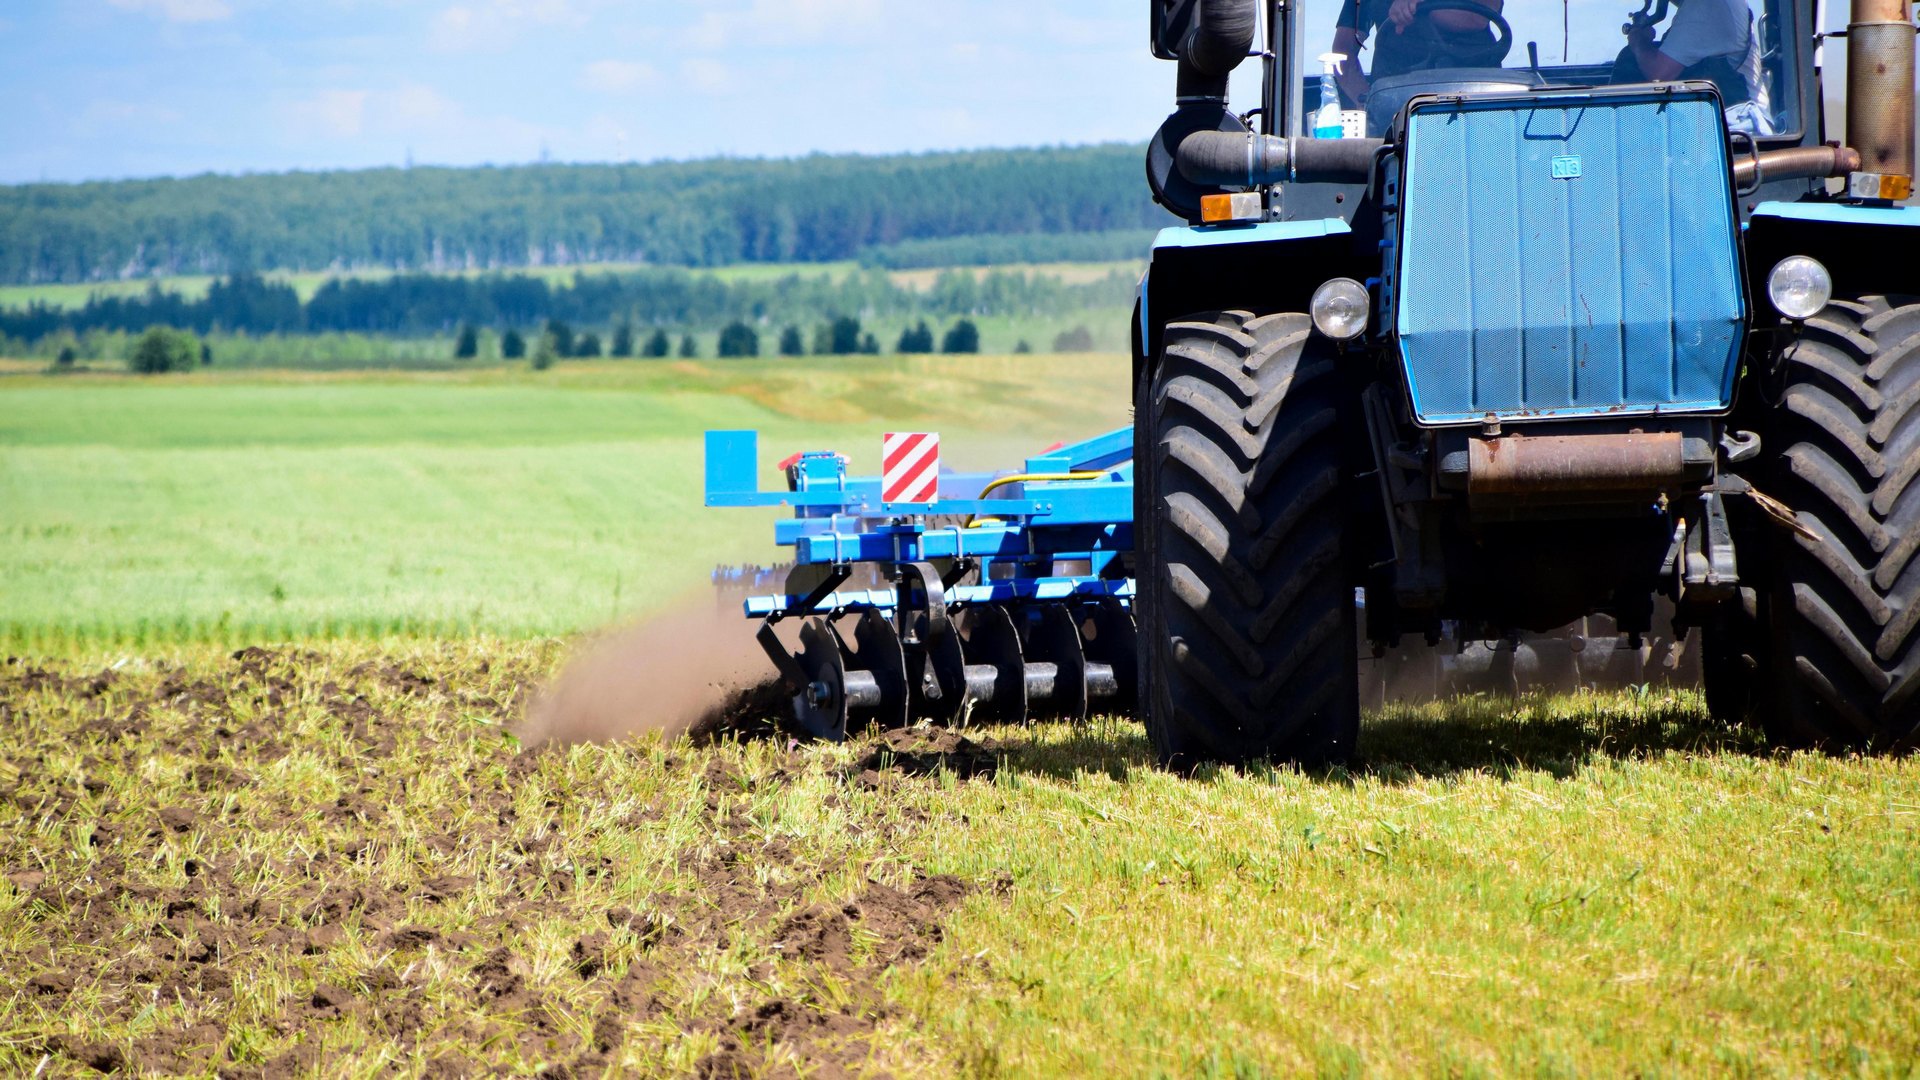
[0, 356, 1131, 652]
[3, 358, 1918, 1077]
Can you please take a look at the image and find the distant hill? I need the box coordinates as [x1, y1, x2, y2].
[0, 146, 1160, 286]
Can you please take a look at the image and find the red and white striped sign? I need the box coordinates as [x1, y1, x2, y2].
[882, 432, 939, 503]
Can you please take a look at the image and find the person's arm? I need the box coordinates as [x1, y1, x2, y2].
[1626, 21, 1685, 79]
[1637, 0, 1743, 81]
[1332, 25, 1371, 104]
[1330, 0, 1371, 104]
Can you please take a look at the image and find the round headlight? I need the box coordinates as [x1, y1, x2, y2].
[1767, 256, 1832, 321]
[1310, 278, 1370, 341]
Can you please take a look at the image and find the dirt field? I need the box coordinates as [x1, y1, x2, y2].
[0, 646, 994, 1076]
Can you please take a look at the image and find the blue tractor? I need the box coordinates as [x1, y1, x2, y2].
[708, 0, 1917, 766]
[1135, 0, 1917, 763]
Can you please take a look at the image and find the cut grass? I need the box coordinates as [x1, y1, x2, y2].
[3, 647, 1915, 1076]
[0, 356, 1131, 651]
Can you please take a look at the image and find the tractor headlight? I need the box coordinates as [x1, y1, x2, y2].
[1767, 256, 1832, 321]
[1310, 278, 1370, 341]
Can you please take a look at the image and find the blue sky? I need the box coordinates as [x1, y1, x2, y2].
[0, 1, 1235, 184]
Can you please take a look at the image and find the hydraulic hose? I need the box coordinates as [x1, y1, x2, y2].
[967, 472, 1109, 527]
[976, 472, 1109, 499]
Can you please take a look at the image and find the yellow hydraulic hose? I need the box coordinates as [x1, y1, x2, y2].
[966, 472, 1108, 527]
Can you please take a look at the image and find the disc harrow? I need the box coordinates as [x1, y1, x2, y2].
[706, 428, 1136, 738]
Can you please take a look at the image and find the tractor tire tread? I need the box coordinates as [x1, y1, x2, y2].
[1141, 311, 1359, 768]
[1761, 297, 1920, 749]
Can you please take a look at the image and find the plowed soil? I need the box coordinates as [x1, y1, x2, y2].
[0, 647, 1000, 1076]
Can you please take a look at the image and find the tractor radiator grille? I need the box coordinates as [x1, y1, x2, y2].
[1392, 89, 1746, 425]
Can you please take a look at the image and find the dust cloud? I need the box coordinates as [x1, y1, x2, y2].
[517, 594, 785, 748]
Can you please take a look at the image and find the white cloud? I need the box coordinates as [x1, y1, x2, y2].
[282, 84, 465, 141]
[105, 0, 233, 23]
[429, 0, 583, 51]
[579, 59, 657, 94]
[681, 58, 732, 95]
[285, 89, 370, 138]
[687, 0, 886, 50]
[386, 84, 455, 126]
[75, 99, 185, 137]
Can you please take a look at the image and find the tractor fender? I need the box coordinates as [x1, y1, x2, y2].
[1134, 219, 1364, 392]
[1744, 202, 1920, 311]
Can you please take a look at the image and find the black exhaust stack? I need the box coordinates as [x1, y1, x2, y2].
[1173, 0, 1259, 101]
[1149, 0, 1380, 221]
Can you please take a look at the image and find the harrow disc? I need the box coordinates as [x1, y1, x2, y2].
[1023, 604, 1089, 722]
[837, 608, 910, 732]
[791, 617, 850, 741]
[907, 610, 969, 725]
[958, 604, 1029, 724]
[1077, 598, 1137, 714]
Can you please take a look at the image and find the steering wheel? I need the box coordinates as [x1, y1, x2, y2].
[1382, 0, 1514, 72]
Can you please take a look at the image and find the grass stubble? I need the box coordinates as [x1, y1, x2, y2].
[2, 644, 1916, 1077]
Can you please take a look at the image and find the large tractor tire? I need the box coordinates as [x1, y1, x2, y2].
[1136, 311, 1360, 768]
[1758, 295, 1920, 749]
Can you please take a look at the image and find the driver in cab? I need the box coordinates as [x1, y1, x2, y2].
[1331, 0, 1507, 108]
[1614, 0, 1774, 133]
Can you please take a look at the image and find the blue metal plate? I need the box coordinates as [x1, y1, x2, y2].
[1394, 90, 1746, 425]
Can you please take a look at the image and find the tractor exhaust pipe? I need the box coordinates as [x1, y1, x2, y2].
[1733, 144, 1863, 186]
[1846, 0, 1916, 184]
[1176, 131, 1385, 186]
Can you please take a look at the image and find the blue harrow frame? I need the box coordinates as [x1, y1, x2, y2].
[703, 426, 1140, 739]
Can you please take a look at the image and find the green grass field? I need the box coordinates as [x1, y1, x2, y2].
[4, 357, 1917, 1077]
[0, 356, 1132, 651]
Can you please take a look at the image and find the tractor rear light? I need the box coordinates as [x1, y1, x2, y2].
[1766, 256, 1833, 321]
[1848, 172, 1913, 202]
[1310, 278, 1370, 340]
[1199, 192, 1262, 224]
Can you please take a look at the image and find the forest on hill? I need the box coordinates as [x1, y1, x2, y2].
[0, 145, 1159, 286]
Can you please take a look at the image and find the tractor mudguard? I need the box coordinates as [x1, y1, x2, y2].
[1744, 202, 1920, 305]
[1135, 220, 1363, 387]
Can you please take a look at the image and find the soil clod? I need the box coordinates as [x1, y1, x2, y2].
[856, 726, 1005, 780]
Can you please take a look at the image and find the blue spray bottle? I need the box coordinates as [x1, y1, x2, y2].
[1314, 52, 1347, 139]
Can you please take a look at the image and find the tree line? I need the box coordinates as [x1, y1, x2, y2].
[496, 313, 985, 365]
[0, 145, 1160, 285]
[0, 267, 1134, 344]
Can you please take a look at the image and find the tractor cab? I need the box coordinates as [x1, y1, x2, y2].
[1294, 0, 1808, 142]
